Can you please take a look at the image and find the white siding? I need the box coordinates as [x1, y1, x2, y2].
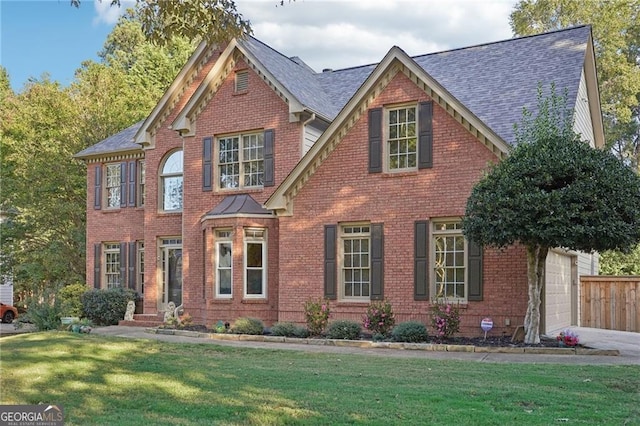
[303, 125, 323, 156]
[573, 68, 595, 146]
[0, 284, 13, 306]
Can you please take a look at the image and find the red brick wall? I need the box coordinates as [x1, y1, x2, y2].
[178, 58, 301, 326]
[277, 72, 530, 337]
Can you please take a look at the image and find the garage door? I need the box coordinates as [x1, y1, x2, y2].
[544, 251, 575, 334]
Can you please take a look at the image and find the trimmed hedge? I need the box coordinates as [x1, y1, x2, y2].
[231, 317, 264, 335]
[326, 320, 361, 340]
[81, 287, 137, 326]
[270, 322, 309, 338]
[391, 321, 429, 343]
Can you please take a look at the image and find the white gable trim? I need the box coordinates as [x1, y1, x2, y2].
[172, 38, 306, 134]
[583, 35, 605, 148]
[264, 46, 511, 215]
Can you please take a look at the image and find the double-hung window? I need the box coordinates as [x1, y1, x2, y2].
[105, 164, 121, 208]
[104, 243, 121, 288]
[244, 229, 266, 298]
[218, 133, 264, 189]
[387, 105, 417, 171]
[215, 230, 233, 298]
[138, 160, 146, 207]
[340, 224, 371, 300]
[433, 221, 466, 300]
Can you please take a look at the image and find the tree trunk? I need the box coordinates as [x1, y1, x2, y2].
[523, 244, 549, 344]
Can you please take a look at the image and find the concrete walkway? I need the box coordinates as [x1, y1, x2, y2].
[87, 325, 640, 366]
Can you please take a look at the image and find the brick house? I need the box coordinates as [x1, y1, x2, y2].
[75, 26, 602, 336]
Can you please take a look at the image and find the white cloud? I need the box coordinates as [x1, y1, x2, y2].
[92, 0, 135, 26]
[237, 0, 517, 72]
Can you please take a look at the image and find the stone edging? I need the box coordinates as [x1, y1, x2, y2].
[145, 328, 619, 356]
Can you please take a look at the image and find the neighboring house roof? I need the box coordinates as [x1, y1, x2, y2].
[74, 121, 144, 159]
[201, 194, 273, 220]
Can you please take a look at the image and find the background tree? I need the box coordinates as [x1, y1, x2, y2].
[0, 13, 192, 300]
[510, 0, 640, 275]
[462, 86, 640, 344]
[71, 0, 251, 46]
[510, 0, 640, 170]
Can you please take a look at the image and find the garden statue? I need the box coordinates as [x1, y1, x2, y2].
[124, 300, 135, 321]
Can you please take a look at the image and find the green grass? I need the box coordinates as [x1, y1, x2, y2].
[1, 332, 639, 425]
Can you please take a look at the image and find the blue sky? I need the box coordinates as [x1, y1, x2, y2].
[1, 0, 121, 91]
[1, 0, 516, 93]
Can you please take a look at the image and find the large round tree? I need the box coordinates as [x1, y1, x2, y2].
[462, 86, 640, 344]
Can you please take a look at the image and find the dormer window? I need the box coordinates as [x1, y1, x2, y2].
[235, 70, 248, 93]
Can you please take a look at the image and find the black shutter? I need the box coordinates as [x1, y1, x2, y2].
[414, 220, 429, 300]
[324, 225, 337, 300]
[119, 162, 127, 208]
[368, 108, 383, 173]
[203, 137, 213, 191]
[263, 129, 275, 187]
[94, 243, 101, 289]
[128, 161, 137, 207]
[467, 240, 483, 301]
[370, 223, 384, 300]
[119, 242, 127, 287]
[94, 166, 102, 210]
[128, 241, 137, 290]
[418, 101, 433, 169]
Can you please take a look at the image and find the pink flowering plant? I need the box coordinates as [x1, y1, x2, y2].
[556, 329, 579, 347]
[430, 301, 461, 340]
[363, 299, 395, 337]
[304, 298, 331, 336]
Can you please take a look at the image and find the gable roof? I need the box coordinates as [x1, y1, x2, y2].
[74, 121, 143, 159]
[264, 26, 601, 213]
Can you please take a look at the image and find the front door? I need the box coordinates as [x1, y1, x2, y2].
[160, 238, 182, 309]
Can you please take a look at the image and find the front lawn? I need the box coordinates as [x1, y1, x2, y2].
[1, 332, 638, 425]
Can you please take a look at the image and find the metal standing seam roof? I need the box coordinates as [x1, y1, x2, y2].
[203, 194, 273, 217]
[78, 26, 591, 156]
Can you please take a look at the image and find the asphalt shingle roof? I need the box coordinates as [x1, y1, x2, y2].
[74, 121, 143, 158]
[80, 26, 591, 156]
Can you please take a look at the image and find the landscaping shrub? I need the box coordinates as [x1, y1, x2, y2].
[392, 321, 429, 343]
[20, 285, 63, 331]
[231, 317, 264, 335]
[81, 287, 137, 326]
[271, 321, 309, 338]
[304, 298, 330, 336]
[430, 301, 461, 340]
[326, 320, 361, 340]
[58, 283, 88, 317]
[362, 299, 395, 337]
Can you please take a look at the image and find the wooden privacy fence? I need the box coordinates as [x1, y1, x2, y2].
[580, 276, 639, 333]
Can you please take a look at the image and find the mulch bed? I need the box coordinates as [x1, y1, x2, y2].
[162, 325, 573, 349]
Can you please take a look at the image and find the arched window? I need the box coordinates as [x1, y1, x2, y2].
[161, 150, 183, 211]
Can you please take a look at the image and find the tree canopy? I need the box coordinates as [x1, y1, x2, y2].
[510, 0, 640, 171]
[71, 0, 252, 46]
[462, 86, 640, 343]
[0, 12, 192, 298]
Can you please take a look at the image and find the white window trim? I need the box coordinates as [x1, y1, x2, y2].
[383, 103, 418, 173]
[215, 230, 233, 299]
[431, 219, 468, 302]
[138, 160, 146, 207]
[243, 228, 267, 299]
[105, 163, 121, 209]
[216, 132, 264, 190]
[338, 223, 371, 302]
[103, 242, 121, 289]
[160, 150, 183, 212]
